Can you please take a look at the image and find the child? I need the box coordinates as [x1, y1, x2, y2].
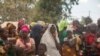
[62, 30, 77, 56]
[36, 43, 50, 56]
[96, 30, 100, 56]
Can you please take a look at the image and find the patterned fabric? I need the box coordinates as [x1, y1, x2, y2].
[62, 44, 77, 56]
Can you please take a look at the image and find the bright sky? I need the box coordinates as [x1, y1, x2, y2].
[72, 0, 100, 23]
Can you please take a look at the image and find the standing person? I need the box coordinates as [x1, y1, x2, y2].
[0, 28, 8, 43]
[72, 20, 84, 35]
[96, 29, 100, 56]
[72, 20, 85, 56]
[5, 23, 17, 37]
[17, 19, 25, 33]
[97, 18, 100, 30]
[59, 26, 67, 45]
[57, 19, 68, 45]
[16, 25, 35, 56]
[40, 24, 61, 56]
[5, 23, 18, 56]
[36, 43, 50, 56]
[0, 28, 8, 56]
[0, 28, 16, 56]
[62, 30, 81, 56]
[5, 23, 17, 45]
[31, 24, 43, 54]
[84, 23, 97, 56]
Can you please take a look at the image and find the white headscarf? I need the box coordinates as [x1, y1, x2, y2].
[40, 24, 61, 56]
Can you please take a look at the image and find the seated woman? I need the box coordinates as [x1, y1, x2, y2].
[15, 25, 35, 56]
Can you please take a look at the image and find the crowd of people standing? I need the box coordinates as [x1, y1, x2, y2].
[0, 18, 100, 56]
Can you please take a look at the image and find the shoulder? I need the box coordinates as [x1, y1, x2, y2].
[16, 38, 23, 44]
[16, 38, 21, 42]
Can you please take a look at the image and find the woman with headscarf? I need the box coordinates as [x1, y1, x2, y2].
[40, 24, 61, 56]
[15, 25, 35, 56]
[17, 19, 25, 33]
[30, 24, 43, 54]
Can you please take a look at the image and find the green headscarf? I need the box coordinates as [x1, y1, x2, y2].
[58, 19, 68, 31]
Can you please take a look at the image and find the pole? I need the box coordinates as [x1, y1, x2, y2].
[89, 10, 90, 17]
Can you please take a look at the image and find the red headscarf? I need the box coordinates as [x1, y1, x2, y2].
[21, 24, 30, 33]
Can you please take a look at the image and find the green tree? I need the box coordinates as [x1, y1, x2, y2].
[81, 16, 93, 25]
[33, 0, 79, 23]
[0, 0, 35, 22]
[0, 0, 79, 23]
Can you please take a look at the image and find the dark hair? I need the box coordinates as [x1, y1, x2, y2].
[73, 20, 80, 24]
[87, 23, 97, 34]
[6, 23, 11, 27]
[67, 30, 72, 35]
[0, 28, 5, 35]
[39, 43, 47, 51]
[15, 47, 24, 56]
[96, 29, 100, 38]
[50, 25, 56, 33]
[97, 18, 100, 27]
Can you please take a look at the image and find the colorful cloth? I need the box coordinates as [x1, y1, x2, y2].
[85, 33, 95, 45]
[62, 44, 77, 56]
[21, 24, 30, 33]
[37, 21, 45, 27]
[59, 30, 67, 44]
[57, 19, 68, 31]
[30, 22, 36, 27]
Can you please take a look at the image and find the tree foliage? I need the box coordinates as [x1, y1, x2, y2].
[0, 0, 35, 23]
[34, 0, 79, 23]
[0, 0, 79, 23]
[81, 16, 93, 25]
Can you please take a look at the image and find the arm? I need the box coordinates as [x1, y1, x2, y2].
[25, 38, 35, 54]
